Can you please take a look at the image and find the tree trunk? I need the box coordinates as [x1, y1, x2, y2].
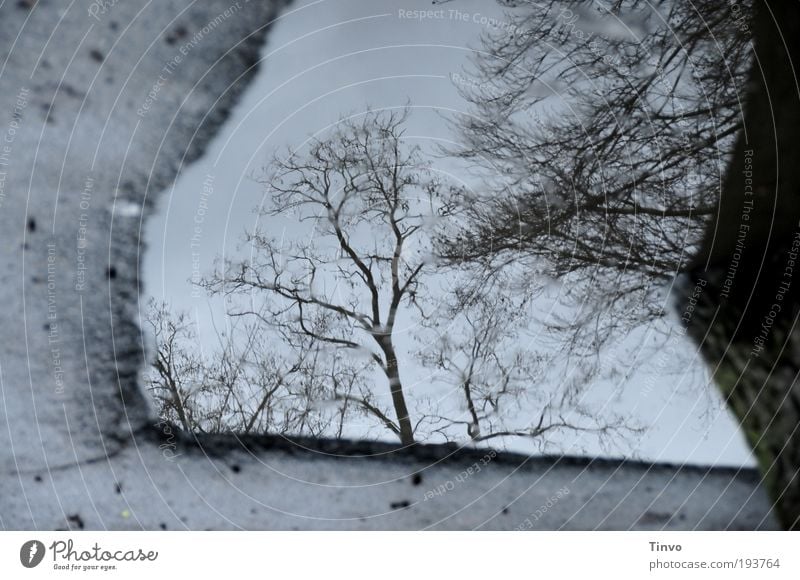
[380, 339, 415, 446]
[681, 0, 800, 529]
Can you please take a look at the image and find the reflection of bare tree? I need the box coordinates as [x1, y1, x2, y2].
[145, 299, 360, 436]
[202, 108, 460, 445]
[148, 107, 635, 450]
[418, 283, 634, 448]
[147, 301, 199, 432]
[440, 0, 749, 358]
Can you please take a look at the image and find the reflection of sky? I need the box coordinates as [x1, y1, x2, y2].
[143, 0, 754, 466]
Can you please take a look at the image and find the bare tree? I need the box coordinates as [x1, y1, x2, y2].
[440, 0, 750, 358]
[417, 281, 634, 448]
[202, 108, 459, 445]
[145, 299, 359, 436]
[146, 300, 204, 432]
[152, 108, 634, 450]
